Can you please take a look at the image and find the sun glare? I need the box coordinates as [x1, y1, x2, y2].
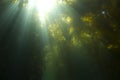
[28, 0, 57, 21]
[36, 0, 56, 12]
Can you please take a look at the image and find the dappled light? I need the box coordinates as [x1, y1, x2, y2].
[81, 13, 94, 23]
[62, 16, 72, 24]
[48, 23, 66, 41]
[71, 36, 81, 46]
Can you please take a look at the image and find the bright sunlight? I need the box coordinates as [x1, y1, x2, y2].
[28, 0, 57, 21]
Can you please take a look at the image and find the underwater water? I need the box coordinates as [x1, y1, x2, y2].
[0, 0, 120, 80]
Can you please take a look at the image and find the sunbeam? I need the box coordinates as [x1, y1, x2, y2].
[27, 0, 57, 21]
